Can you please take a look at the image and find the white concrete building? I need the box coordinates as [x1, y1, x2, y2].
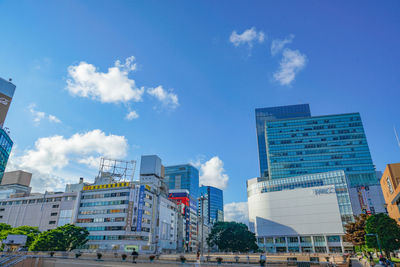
[247, 171, 354, 253]
[0, 191, 78, 231]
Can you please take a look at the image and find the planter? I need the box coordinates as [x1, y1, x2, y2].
[149, 255, 156, 262]
[122, 254, 127, 261]
[75, 253, 82, 259]
[96, 253, 102, 260]
[216, 257, 223, 265]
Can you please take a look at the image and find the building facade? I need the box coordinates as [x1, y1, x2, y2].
[256, 104, 311, 178]
[165, 164, 199, 201]
[0, 191, 78, 231]
[0, 77, 16, 182]
[199, 185, 224, 225]
[247, 170, 353, 253]
[168, 189, 198, 252]
[380, 163, 400, 224]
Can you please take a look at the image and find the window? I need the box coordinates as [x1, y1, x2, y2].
[22, 200, 27, 204]
[288, 237, 298, 243]
[0, 208, 4, 212]
[28, 200, 36, 204]
[51, 212, 58, 216]
[49, 221, 56, 224]
[52, 204, 59, 208]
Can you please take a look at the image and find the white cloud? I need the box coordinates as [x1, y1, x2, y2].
[273, 48, 307, 86]
[229, 27, 265, 48]
[11, 129, 128, 174]
[125, 110, 139, 120]
[198, 156, 229, 189]
[48, 115, 61, 123]
[147, 86, 179, 109]
[28, 104, 61, 125]
[271, 34, 295, 56]
[66, 56, 144, 104]
[224, 202, 248, 224]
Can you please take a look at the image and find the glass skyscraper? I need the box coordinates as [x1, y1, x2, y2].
[264, 112, 376, 187]
[256, 104, 311, 177]
[199, 185, 224, 224]
[165, 164, 199, 201]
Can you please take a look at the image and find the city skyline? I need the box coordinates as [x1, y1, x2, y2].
[0, 1, 400, 224]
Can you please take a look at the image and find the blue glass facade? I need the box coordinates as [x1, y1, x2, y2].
[165, 164, 199, 201]
[199, 185, 224, 224]
[0, 128, 12, 182]
[265, 113, 376, 187]
[256, 104, 311, 177]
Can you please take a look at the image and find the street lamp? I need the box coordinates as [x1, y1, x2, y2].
[366, 233, 382, 255]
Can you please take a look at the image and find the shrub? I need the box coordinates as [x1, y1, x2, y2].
[149, 255, 155, 261]
[49, 251, 55, 257]
[216, 257, 223, 264]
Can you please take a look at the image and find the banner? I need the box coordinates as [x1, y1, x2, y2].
[136, 185, 145, 232]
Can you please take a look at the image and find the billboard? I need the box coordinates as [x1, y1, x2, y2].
[0, 78, 15, 127]
[136, 185, 145, 232]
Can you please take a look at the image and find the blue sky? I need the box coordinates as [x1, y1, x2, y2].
[0, 1, 399, 222]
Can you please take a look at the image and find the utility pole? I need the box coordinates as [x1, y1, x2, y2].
[199, 195, 207, 260]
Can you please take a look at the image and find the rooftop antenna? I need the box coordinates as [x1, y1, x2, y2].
[394, 126, 400, 149]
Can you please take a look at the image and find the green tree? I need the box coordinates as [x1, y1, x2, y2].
[0, 223, 11, 232]
[365, 213, 400, 256]
[344, 214, 368, 249]
[207, 221, 258, 252]
[29, 224, 88, 251]
[0, 225, 40, 248]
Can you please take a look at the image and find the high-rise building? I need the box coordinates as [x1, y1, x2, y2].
[165, 164, 199, 201]
[256, 104, 311, 177]
[380, 163, 400, 224]
[263, 112, 377, 187]
[0, 78, 15, 182]
[199, 185, 224, 225]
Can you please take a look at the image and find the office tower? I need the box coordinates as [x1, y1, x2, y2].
[199, 185, 224, 224]
[165, 164, 199, 201]
[256, 104, 311, 177]
[0, 78, 15, 182]
[380, 163, 400, 224]
[264, 112, 376, 187]
[0, 78, 15, 127]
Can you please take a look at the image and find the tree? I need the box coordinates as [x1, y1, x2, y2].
[0, 223, 11, 232]
[344, 214, 368, 248]
[365, 213, 400, 256]
[29, 224, 88, 251]
[207, 221, 258, 252]
[0, 225, 40, 248]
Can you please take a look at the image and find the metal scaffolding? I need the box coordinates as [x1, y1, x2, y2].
[97, 158, 136, 182]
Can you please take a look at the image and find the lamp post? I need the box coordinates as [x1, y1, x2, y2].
[366, 233, 382, 256]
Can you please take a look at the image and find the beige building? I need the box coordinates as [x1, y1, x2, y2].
[380, 163, 400, 224]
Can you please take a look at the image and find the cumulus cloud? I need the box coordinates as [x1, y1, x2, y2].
[271, 34, 295, 56]
[197, 156, 229, 189]
[224, 202, 248, 225]
[66, 56, 144, 104]
[229, 27, 265, 48]
[147, 86, 179, 109]
[11, 129, 128, 174]
[273, 49, 307, 86]
[125, 110, 139, 120]
[28, 104, 61, 125]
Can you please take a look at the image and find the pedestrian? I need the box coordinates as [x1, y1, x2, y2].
[131, 248, 139, 264]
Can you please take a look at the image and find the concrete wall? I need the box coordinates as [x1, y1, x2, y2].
[1, 170, 31, 186]
[248, 185, 344, 236]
